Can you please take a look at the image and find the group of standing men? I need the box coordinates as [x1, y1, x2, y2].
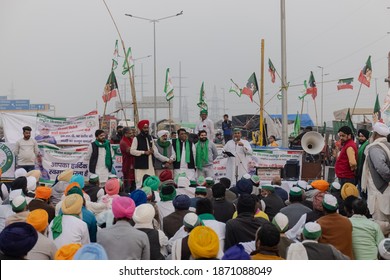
[12, 110, 252, 194]
[81, 109, 253, 194]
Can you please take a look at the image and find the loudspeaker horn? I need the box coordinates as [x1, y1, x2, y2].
[301, 131, 325, 155]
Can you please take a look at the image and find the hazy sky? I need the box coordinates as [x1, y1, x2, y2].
[1, 0, 389, 125]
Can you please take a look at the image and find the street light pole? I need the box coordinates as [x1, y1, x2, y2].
[125, 11, 183, 135]
[280, 0, 288, 147]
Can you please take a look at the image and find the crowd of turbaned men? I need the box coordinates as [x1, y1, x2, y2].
[0, 115, 389, 260]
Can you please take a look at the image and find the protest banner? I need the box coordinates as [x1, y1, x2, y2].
[0, 143, 16, 178]
[36, 111, 99, 145]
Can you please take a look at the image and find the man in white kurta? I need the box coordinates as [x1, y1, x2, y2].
[195, 109, 215, 141]
[223, 129, 253, 185]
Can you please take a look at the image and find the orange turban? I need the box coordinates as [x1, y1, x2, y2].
[341, 183, 359, 200]
[311, 180, 330, 192]
[35, 186, 52, 200]
[27, 209, 48, 233]
[55, 243, 82, 260]
[188, 226, 219, 259]
[64, 182, 81, 196]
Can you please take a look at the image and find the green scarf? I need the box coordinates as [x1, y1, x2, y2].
[51, 214, 80, 240]
[94, 139, 112, 170]
[157, 138, 170, 157]
[195, 140, 209, 170]
[357, 140, 369, 169]
[176, 139, 191, 163]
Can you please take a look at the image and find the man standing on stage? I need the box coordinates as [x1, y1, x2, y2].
[335, 126, 357, 186]
[120, 126, 136, 193]
[222, 114, 233, 143]
[172, 128, 196, 180]
[195, 109, 215, 141]
[131, 120, 156, 188]
[195, 130, 218, 178]
[223, 128, 253, 185]
[86, 129, 113, 187]
[154, 130, 176, 177]
[14, 126, 39, 172]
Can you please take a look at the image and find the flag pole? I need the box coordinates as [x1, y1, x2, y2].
[314, 98, 319, 131]
[168, 100, 172, 134]
[258, 39, 265, 146]
[351, 83, 363, 116]
[102, 0, 138, 126]
[101, 72, 113, 130]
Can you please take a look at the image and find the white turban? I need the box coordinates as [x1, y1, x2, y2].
[373, 122, 390, 136]
[157, 130, 169, 138]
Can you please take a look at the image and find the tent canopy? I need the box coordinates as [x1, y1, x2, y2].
[333, 108, 373, 120]
[268, 114, 314, 127]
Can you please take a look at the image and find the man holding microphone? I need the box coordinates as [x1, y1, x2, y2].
[223, 128, 253, 185]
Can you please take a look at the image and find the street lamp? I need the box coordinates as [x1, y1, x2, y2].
[125, 11, 184, 135]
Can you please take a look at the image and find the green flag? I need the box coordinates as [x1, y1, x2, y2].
[374, 94, 382, 122]
[345, 108, 356, 134]
[122, 47, 134, 75]
[164, 68, 174, 101]
[292, 112, 300, 137]
[112, 40, 119, 71]
[229, 79, 241, 97]
[299, 80, 308, 100]
[197, 82, 208, 110]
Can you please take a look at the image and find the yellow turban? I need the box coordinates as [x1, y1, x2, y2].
[188, 226, 219, 259]
[55, 243, 82, 260]
[58, 169, 74, 182]
[26, 170, 41, 181]
[62, 194, 83, 215]
[35, 186, 52, 200]
[27, 209, 49, 233]
[311, 180, 330, 192]
[341, 183, 359, 200]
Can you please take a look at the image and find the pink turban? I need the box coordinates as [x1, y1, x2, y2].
[105, 179, 120, 196]
[112, 197, 136, 219]
[137, 120, 149, 131]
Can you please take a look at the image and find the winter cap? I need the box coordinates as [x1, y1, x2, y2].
[322, 194, 338, 211]
[272, 213, 289, 233]
[11, 195, 27, 213]
[302, 222, 322, 240]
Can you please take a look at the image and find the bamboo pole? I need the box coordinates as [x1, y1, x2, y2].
[258, 39, 265, 146]
[102, 0, 138, 126]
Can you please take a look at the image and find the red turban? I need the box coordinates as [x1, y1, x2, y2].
[137, 120, 150, 131]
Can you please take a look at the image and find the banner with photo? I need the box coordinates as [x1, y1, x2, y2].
[213, 148, 303, 181]
[37, 144, 123, 184]
[36, 111, 99, 145]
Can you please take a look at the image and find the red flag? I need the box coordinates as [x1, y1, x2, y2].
[102, 71, 118, 103]
[306, 71, 317, 100]
[358, 56, 372, 87]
